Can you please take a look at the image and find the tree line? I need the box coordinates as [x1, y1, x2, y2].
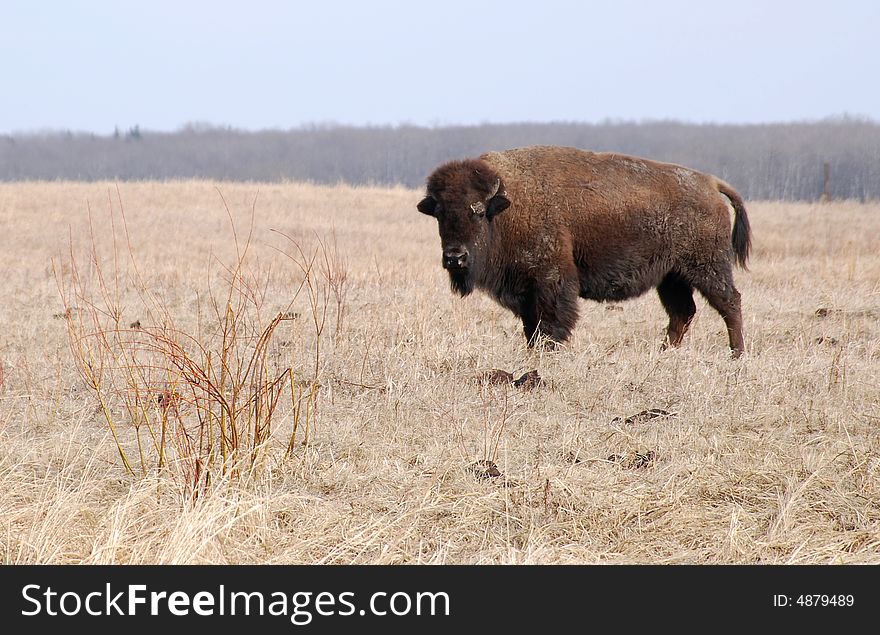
[2, 118, 878, 200]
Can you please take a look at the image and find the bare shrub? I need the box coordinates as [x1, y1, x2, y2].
[55, 187, 336, 501]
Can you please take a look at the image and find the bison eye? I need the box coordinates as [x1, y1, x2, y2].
[470, 201, 486, 218]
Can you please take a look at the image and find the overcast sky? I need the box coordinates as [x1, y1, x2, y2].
[1, 0, 878, 134]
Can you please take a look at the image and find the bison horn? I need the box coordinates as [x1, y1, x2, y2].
[488, 178, 501, 199]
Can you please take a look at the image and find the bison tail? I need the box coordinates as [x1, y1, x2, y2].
[716, 179, 751, 270]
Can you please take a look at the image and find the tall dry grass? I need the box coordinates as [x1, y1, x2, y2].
[0, 181, 878, 563]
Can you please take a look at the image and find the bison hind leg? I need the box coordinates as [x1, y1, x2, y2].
[700, 286, 745, 358]
[657, 272, 697, 350]
[691, 264, 745, 358]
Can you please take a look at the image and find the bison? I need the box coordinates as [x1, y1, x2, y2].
[416, 145, 751, 357]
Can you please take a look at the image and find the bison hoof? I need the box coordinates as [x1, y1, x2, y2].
[526, 334, 562, 350]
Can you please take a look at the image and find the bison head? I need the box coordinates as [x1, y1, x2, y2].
[417, 159, 511, 295]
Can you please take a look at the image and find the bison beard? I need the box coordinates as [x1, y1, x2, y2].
[448, 268, 473, 297]
[417, 146, 751, 357]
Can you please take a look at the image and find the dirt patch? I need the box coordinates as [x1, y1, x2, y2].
[475, 369, 545, 391]
[608, 450, 657, 469]
[612, 408, 676, 426]
[467, 459, 502, 480]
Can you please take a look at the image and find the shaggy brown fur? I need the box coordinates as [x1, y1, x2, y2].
[417, 145, 751, 356]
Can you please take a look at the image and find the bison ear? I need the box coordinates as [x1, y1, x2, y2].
[487, 193, 510, 219]
[417, 196, 437, 216]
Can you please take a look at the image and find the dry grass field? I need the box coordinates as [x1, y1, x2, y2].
[1, 181, 878, 564]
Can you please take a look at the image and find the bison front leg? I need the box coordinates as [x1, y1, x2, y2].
[519, 296, 540, 346]
[520, 276, 580, 348]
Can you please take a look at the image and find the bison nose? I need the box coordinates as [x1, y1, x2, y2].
[442, 248, 469, 270]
